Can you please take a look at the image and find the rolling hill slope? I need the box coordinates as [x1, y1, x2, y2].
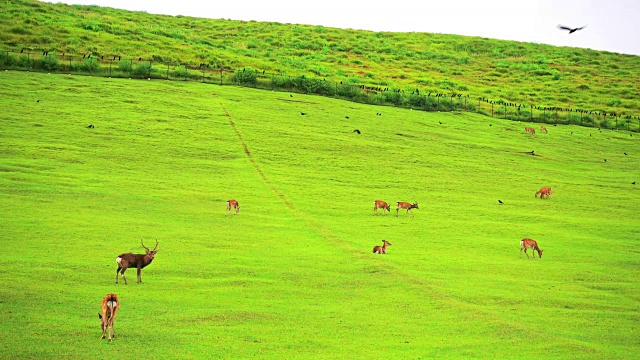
[0, 70, 638, 359]
[1, 0, 639, 117]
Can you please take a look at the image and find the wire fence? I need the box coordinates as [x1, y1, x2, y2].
[2, 50, 639, 132]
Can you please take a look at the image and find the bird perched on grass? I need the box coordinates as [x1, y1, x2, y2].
[498, 200, 504, 205]
[558, 25, 587, 34]
[301, 112, 306, 116]
[353, 129, 361, 134]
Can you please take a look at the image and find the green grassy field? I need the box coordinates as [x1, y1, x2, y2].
[1, 70, 639, 359]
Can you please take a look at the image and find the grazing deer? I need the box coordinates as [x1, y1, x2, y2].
[116, 239, 158, 284]
[540, 126, 548, 133]
[396, 202, 419, 216]
[524, 127, 536, 135]
[373, 240, 392, 254]
[99, 293, 119, 342]
[535, 187, 552, 199]
[520, 238, 543, 259]
[226, 199, 240, 216]
[373, 200, 390, 215]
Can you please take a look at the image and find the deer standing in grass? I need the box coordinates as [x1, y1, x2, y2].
[99, 293, 119, 342]
[373, 200, 390, 215]
[524, 127, 536, 135]
[540, 126, 548, 133]
[116, 239, 158, 284]
[226, 199, 240, 216]
[396, 202, 419, 216]
[535, 187, 552, 199]
[520, 238, 543, 259]
[373, 240, 392, 254]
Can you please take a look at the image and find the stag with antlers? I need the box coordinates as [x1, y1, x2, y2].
[115, 239, 158, 284]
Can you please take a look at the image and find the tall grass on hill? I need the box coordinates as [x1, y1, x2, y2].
[0, 70, 639, 359]
[1, 0, 639, 120]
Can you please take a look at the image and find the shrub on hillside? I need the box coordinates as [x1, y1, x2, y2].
[117, 60, 132, 74]
[0, 53, 17, 67]
[38, 55, 59, 71]
[133, 62, 152, 77]
[76, 58, 101, 73]
[173, 65, 190, 79]
[232, 68, 257, 85]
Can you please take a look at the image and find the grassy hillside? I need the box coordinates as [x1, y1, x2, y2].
[1, 70, 638, 359]
[1, 0, 639, 117]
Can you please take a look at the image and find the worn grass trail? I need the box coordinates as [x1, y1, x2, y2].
[0, 71, 638, 359]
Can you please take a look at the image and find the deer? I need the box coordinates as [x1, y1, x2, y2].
[524, 127, 536, 135]
[520, 238, 543, 259]
[535, 187, 552, 199]
[540, 126, 548, 133]
[99, 293, 119, 342]
[226, 199, 240, 216]
[396, 202, 419, 216]
[116, 239, 158, 285]
[373, 240, 392, 254]
[373, 200, 390, 215]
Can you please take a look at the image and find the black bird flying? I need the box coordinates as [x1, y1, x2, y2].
[558, 25, 587, 34]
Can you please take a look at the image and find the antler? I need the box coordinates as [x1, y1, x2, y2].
[141, 239, 150, 251]
[153, 239, 159, 252]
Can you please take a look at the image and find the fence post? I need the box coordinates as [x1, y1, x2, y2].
[166, 63, 169, 80]
[491, 103, 494, 117]
[504, 104, 507, 119]
[202, 70, 205, 83]
[220, 69, 223, 85]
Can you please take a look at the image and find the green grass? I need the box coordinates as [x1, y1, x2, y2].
[1, 0, 639, 117]
[1, 70, 639, 359]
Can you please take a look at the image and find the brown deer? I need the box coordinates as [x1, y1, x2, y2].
[99, 293, 119, 342]
[535, 187, 552, 199]
[373, 200, 390, 215]
[520, 238, 543, 259]
[524, 127, 536, 135]
[396, 202, 419, 216]
[373, 240, 392, 254]
[116, 239, 158, 284]
[226, 199, 240, 216]
[540, 126, 548, 133]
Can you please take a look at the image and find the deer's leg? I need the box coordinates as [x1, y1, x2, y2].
[116, 266, 122, 284]
[137, 267, 142, 284]
[120, 267, 128, 285]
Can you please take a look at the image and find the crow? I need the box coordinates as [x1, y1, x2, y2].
[498, 200, 504, 205]
[633, 181, 636, 185]
[87, 124, 94, 129]
[624, 152, 628, 156]
[558, 25, 587, 34]
[353, 129, 361, 134]
[290, 94, 293, 97]
[345, 116, 349, 119]
[301, 112, 306, 116]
